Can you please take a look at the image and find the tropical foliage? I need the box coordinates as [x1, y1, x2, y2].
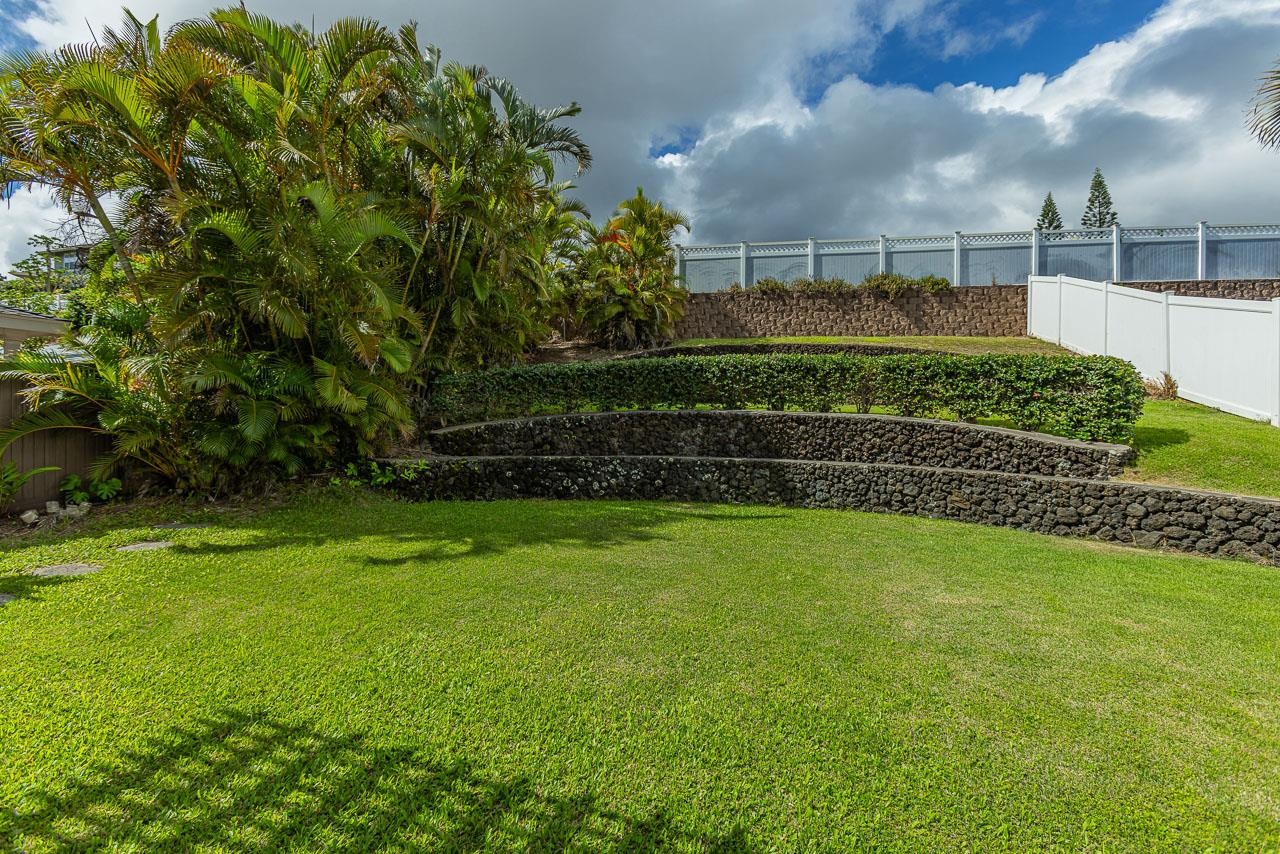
[573, 187, 690, 349]
[0, 9, 590, 491]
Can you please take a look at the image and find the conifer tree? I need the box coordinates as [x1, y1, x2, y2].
[1081, 168, 1119, 228]
[1036, 192, 1064, 231]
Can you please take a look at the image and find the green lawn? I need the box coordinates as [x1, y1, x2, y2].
[679, 335, 1067, 355]
[1123, 400, 1280, 498]
[3, 493, 1280, 850]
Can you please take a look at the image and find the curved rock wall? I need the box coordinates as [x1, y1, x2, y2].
[427, 411, 1134, 480]
[390, 455, 1280, 565]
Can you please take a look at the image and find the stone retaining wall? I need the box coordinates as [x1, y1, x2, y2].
[389, 455, 1280, 565]
[1121, 279, 1280, 300]
[427, 411, 1134, 480]
[673, 285, 1027, 340]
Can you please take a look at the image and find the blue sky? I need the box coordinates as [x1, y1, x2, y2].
[830, 0, 1166, 94]
[0, 1, 40, 54]
[652, 0, 1168, 158]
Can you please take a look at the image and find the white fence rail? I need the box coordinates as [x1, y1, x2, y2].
[678, 222, 1280, 292]
[1027, 275, 1280, 425]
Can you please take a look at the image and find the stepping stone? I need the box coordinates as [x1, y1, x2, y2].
[0, 593, 14, 606]
[153, 522, 211, 530]
[117, 541, 174, 552]
[30, 563, 102, 577]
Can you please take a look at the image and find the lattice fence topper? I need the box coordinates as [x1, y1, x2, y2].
[676, 222, 1280, 290]
[1122, 226, 1198, 240]
[961, 232, 1032, 247]
[1040, 228, 1114, 242]
[817, 240, 880, 252]
[681, 244, 739, 258]
[1206, 224, 1280, 238]
[886, 235, 953, 249]
[749, 242, 808, 255]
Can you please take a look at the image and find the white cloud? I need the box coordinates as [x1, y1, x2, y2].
[3, 0, 1280, 265]
[0, 189, 63, 275]
[665, 0, 1280, 241]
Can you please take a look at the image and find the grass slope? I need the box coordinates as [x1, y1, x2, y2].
[1125, 400, 1280, 498]
[679, 335, 1067, 355]
[2, 494, 1279, 850]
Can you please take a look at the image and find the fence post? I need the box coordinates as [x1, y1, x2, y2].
[1162, 291, 1173, 377]
[1030, 228, 1040, 280]
[1102, 279, 1110, 356]
[1026, 273, 1034, 335]
[1112, 224, 1121, 282]
[1273, 298, 1280, 426]
[878, 234, 887, 274]
[953, 231, 962, 286]
[807, 237, 817, 278]
[739, 241, 749, 287]
[673, 244, 685, 285]
[1056, 273, 1064, 347]
[1197, 221, 1208, 281]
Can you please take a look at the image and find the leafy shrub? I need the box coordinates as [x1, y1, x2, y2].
[425, 353, 1145, 443]
[859, 273, 953, 299]
[735, 276, 858, 295]
[0, 462, 58, 512]
[914, 274, 954, 295]
[790, 277, 859, 294]
[60, 473, 123, 505]
[859, 273, 915, 299]
[748, 277, 791, 294]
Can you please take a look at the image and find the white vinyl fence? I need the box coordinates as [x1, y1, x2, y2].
[678, 222, 1280, 292]
[1028, 275, 1280, 425]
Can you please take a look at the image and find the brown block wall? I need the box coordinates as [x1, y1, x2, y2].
[674, 285, 1027, 340]
[1120, 280, 1280, 300]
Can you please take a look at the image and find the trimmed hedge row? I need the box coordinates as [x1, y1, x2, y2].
[424, 353, 1145, 443]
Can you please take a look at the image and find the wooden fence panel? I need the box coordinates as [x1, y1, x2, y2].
[0, 379, 110, 511]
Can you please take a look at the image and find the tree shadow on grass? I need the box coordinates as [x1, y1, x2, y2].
[1130, 426, 1191, 454]
[163, 499, 791, 566]
[5, 708, 753, 851]
[0, 573, 79, 606]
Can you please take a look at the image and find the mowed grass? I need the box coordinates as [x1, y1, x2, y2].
[679, 335, 1067, 355]
[1123, 400, 1280, 498]
[2, 493, 1280, 850]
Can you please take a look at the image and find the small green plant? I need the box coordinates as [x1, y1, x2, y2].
[737, 276, 859, 295]
[915, 274, 953, 295]
[859, 273, 953, 299]
[748, 277, 790, 294]
[60, 473, 123, 505]
[789, 276, 858, 294]
[1, 462, 59, 511]
[859, 273, 915, 299]
[60, 474, 89, 504]
[329, 460, 412, 489]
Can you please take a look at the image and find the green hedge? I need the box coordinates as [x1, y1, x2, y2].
[425, 353, 1145, 443]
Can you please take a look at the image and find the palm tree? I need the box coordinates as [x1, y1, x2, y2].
[1251, 57, 1280, 148]
[0, 8, 595, 489]
[579, 188, 690, 349]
